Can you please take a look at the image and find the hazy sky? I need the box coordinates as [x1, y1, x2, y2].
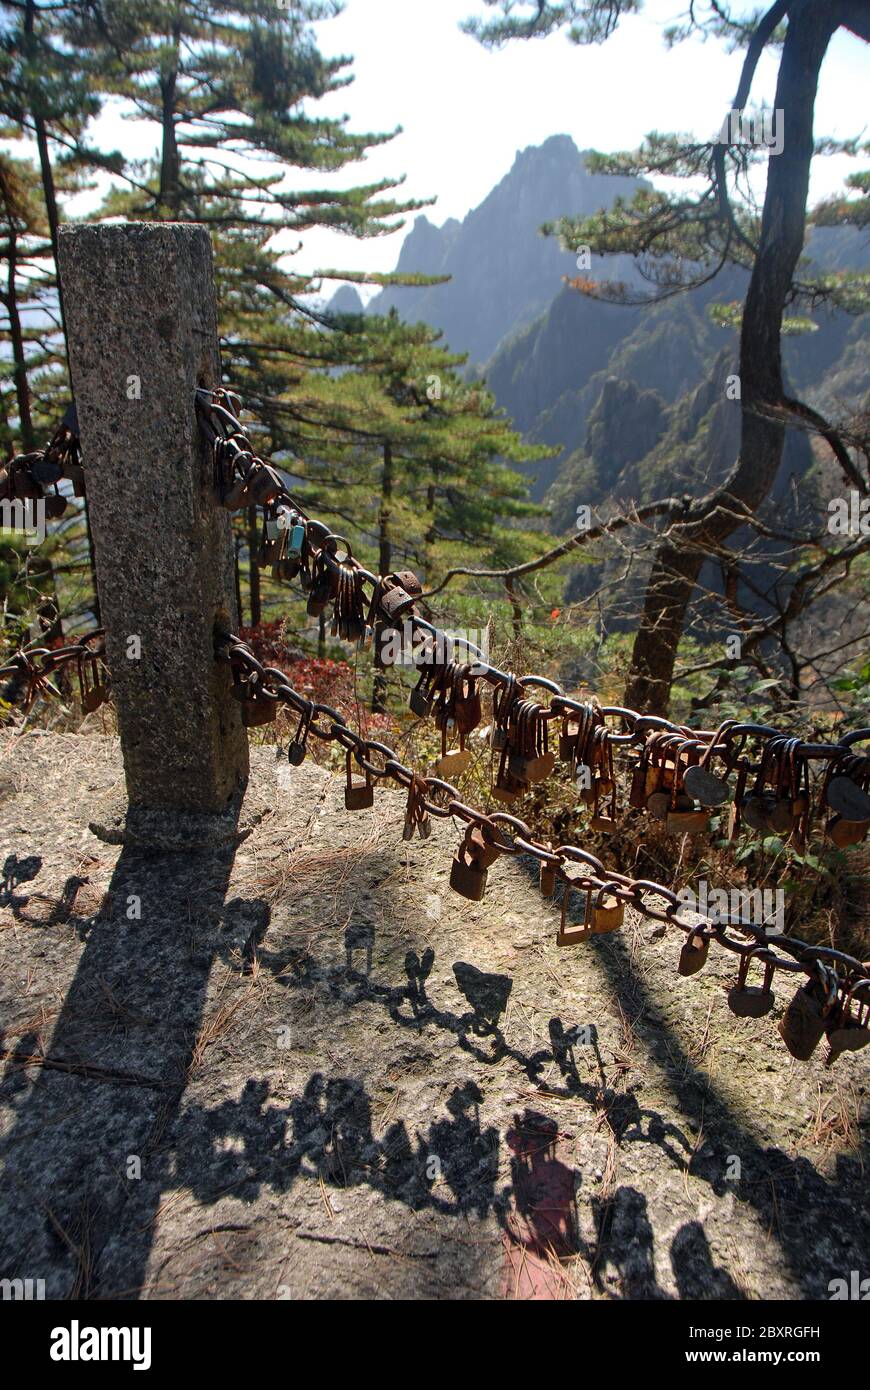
[82, 0, 868, 285]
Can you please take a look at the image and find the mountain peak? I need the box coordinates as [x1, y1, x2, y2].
[361, 135, 645, 364]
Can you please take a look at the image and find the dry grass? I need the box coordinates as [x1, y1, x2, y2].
[809, 1082, 864, 1160]
[186, 983, 257, 1077]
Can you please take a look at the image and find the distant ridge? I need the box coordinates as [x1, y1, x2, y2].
[353, 134, 644, 366]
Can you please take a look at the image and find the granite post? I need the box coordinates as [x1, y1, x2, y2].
[58, 222, 249, 828]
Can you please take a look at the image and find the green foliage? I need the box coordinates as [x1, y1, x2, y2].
[462, 0, 640, 47]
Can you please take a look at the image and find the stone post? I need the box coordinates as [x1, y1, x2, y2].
[58, 222, 249, 828]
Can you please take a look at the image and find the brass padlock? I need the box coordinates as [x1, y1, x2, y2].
[589, 887, 624, 934]
[665, 795, 709, 835]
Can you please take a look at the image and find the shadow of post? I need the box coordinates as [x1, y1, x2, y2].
[0, 837, 249, 1300]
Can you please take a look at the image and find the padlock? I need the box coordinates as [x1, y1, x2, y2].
[577, 769, 596, 806]
[665, 794, 709, 835]
[826, 814, 869, 848]
[259, 514, 280, 568]
[453, 671, 482, 739]
[589, 887, 624, 934]
[524, 751, 556, 783]
[778, 979, 832, 1060]
[826, 773, 870, 821]
[409, 664, 439, 717]
[250, 463, 283, 506]
[540, 858, 557, 898]
[31, 455, 63, 486]
[11, 464, 40, 499]
[284, 520, 307, 563]
[727, 952, 775, 1018]
[449, 845, 487, 901]
[379, 582, 415, 623]
[492, 772, 525, 804]
[402, 772, 431, 841]
[678, 931, 710, 977]
[825, 988, 870, 1066]
[435, 747, 472, 779]
[466, 826, 501, 869]
[556, 884, 594, 947]
[286, 706, 312, 762]
[629, 760, 648, 810]
[306, 575, 334, 618]
[741, 791, 777, 833]
[69, 463, 86, 496]
[242, 690, 278, 726]
[44, 491, 67, 519]
[559, 721, 579, 764]
[389, 569, 423, 598]
[490, 677, 519, 756]
[767, 798, 796, 833]
[344, 751, 374, 810]
[78, 650, 108, 713]
[683, 763, 729, 807]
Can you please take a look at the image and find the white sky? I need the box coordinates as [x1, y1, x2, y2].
[79, 0, 869, 283]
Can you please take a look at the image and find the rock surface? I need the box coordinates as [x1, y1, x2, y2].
[1, 733, 867, 1300]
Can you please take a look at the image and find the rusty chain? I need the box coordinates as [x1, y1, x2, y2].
[0, 630, 107, 712]
[0, 417, 85, 511]
[2, 394, 868, 1065]
[219, 631, 869, 1068]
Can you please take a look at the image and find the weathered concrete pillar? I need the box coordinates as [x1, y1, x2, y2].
[58, 222, 249, 823]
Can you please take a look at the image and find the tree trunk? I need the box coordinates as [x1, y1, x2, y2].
[372, 441, 393, 713]
[623, 2, 840, 712]
[4, 230, 35, 452]
[158, 33, 182, 216]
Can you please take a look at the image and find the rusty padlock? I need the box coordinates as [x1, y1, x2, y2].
[678, 930, 710, 977]
[778, 971, 837, 1061]
[344, 749, 374, 810]
[727, 949, 775, 1018]
[824, 983, 870, 1066]
[449, 826, 491, 901]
